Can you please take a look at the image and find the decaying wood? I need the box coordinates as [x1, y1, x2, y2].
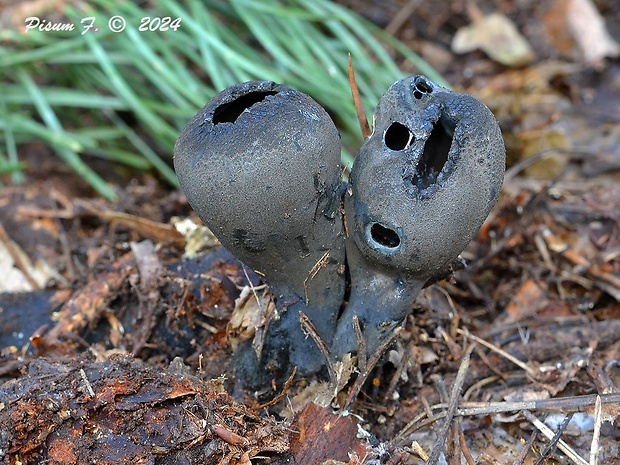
[289, 403, 367, 464]
[2, 74, 620, 462]
[0, 355, 290, 465]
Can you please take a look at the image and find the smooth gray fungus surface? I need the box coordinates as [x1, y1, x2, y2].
[333, 76, 505, 358]
[174, 81, 345, 386]
[174, 76, 506, 388]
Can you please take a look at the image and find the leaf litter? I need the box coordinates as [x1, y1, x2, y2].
[2, 0, 620, 463]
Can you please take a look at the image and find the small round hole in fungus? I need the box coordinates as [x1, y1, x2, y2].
[413, 77, 433, 99]
[384, 122, 413, 151]
[212, 91, 278, 124]
[414, 77, 433, 94]
[370, 223, 400, 248]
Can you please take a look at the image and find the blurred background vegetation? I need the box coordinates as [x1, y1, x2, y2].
[0, 0, 445, 200]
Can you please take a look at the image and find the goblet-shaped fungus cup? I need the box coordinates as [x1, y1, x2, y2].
[174, 81, 346, 387]
[174, 77, 505, 389]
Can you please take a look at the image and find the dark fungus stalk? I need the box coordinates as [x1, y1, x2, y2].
[174, 77, 506, 389]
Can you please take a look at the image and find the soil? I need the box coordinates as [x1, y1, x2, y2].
[1, 1, 620, 464]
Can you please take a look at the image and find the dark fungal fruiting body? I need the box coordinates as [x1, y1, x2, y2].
[345, 76, 504, 277]
[332, 75, 505, 358]
[174, 76, 505, 388]
[174, 81, 345, 386]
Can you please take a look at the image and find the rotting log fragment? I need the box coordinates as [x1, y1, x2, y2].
[0, 355, 291, 464]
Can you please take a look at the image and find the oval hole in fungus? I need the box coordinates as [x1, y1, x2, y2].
[370, 223, 400, 249]
[384, 122, 413, 151]
[414, 77, 433, 94]
[213, 91, 279, 124]
[411, 113, 454, 191]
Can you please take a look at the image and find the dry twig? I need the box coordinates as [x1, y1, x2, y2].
[344, 329, 401, 410]
[395, 393, 620, 446]
[254, 367, 297, 410]
[427, 344, 475, 465]
[303, 251, 330, 305]
[457, 328, 538, 378]
[533, 412, 575, 465]
[347, 54, 370, 140]
[456, 420, 475, 465]
[522, 410, 588, 465]
[352, 316, 367, 374]
[513, 430, 539, 465]
[299, 311, 336, 382]
[590, 395, 602, 465]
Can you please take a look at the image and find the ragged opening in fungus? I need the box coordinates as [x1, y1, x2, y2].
[384, 122, 413, 151]
[411, 113, 453, 191]
[212, 91, 279, 124]
[413, 76, 433, 99]
[370, 223, 400, 249]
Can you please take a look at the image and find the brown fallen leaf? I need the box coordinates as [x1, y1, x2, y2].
[227, 284, 273, 353]
[566, 0, 620, 65]
[289, 403, 367, 465]
[451, 12, 535, 67]
[504, 279, 548, 323]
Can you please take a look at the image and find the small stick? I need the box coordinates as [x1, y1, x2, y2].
[456, 420, 475, 465]
[534, 412, 574, 465]
[254, 367, 297, 410]
[344, 328, 400, 410]
[348, 54, 370, 139]
[457, 328, 538, 378]
[382, 340, 411, 403]
[385, 0, 420, 36]
[474, 345, 510, 380]
[590, 395, 602, 465]
[411, 441, 429, 461]
[303, 251, 330, 305]
[522, 410, 588, 465]
[299, 311, 336, 382]
[352, 316, 367, 374]
[513, 430, 538, 465]
[213, 424, 248, 446]
[394, 393, 620, 445]
[242, 265, 264, 313]
[427, 344, 475, 465]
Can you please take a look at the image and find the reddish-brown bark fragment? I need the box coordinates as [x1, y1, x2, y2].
[0, 355, 290, 465]
[290, 403, 367, 464]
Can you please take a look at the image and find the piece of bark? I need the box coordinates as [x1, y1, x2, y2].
[0, 354, 290, 465]
[290, 403, 368, 464]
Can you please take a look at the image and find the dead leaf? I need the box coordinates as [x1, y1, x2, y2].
[227, 285, 273, 351]
[566, 0, 620, 65]
[0, 220, 60, 291]
[173, 217, 218, 258]
[505, 279, 548, 323]
[517, 129, 570, 180]
[452, 13, 535, 67]
[503, 389, 551, 403]
[289, 403, 367, 465]
[284, 354, 357, 417]
[130, 240, 162, 289]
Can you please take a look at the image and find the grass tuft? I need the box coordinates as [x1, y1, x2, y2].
[0, 0, 446, 199]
